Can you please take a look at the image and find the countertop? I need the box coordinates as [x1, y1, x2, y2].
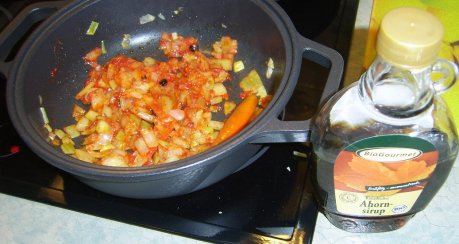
[2, 1, 459, 243]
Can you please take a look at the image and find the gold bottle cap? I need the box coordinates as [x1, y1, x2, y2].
[376, 7, 443, 69]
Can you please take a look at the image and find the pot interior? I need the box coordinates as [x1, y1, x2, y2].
[10, 0, 294, 170]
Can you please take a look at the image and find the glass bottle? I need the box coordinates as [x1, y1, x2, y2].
[310, 7, 459, 233]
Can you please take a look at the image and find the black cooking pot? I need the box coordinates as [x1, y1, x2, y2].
[0, 0, 343, 198]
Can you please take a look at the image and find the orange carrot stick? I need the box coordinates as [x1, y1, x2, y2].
[215, 94, 258, 143]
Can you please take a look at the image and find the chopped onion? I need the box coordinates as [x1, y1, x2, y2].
[172, 136, 189, 149]
[173, 7, 184, 15]
[102, 106, 112, 118]
[61, 137, 74, 147]
[134, 137, 149, 156]
[210, 96, 223, 105]
[101, 40, 107, 54]
[137, 111, 155, 123]
[75, 117, 90, 131]
[121, 34, 131, 49]
[267, 57, 274, 69]
[158, 13, 166, 20]
[240, 69, 268, 98]
[169, 109, 185, 120]
[208, 120, 224, 130]
[139, 14, 155, 24]
[75, 149, 95, 163]
[101, 154, 128, 167]
[86, 21, 99, 35]
[141, 128, 158, 147]
[266, 57, 274, 79]
[143, 57, 156, 66]
[54, 129, 66, 139]
[44, 124, 53, 133]
[61, 142, 75, 154]
[223, 101, 236, 115]
[171, 32, 178, 40]
[73, 105, 86, 119]
[96, 120, 111, 134]
[40, 107, 49, 124]
[64, 125, 80, 138]
[84, 110, 98, 121]
[212, 83, 227, 96]
[75, 82, 95, 99]
[97, 133, 113, 146]
[233, 60, 244, 73]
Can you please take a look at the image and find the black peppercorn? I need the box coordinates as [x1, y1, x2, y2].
[159, 79, 168, 86]
[189, 44, 199, 52]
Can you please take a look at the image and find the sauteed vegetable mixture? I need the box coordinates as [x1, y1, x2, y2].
[47, 32, 271, 167]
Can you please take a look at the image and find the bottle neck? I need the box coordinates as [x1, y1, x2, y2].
[358, 56, 434, 119]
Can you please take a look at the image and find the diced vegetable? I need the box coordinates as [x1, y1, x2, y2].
[40, 107, 49, 124]
[134, 137, 150, 156]
[101, 40, 107, 54]
[44, 124, 53, 133]
[266, 57, 274, 78]
[61, 142, 75, 154]
[86, 21, 99, 35]
[171, 32, 178, 40]
[209, 120, 224, 130]
[223, 101, 236, 115]
[54, 129, 66, 139]
[209, 59, 233, 71]
[75, 149, 95, 163]
[101, 154, 128, 167]
[233, 60, 244, 73]
[64, 125, 80, 138]
[169, 109, 185, 120]
[76, 117, 90, 131]
[121, 34, 131, 49]
[173, 7, 184, 15]
[143, 57, 156, 66]
[96, 120, 111, 134]
[240, 69, 268, 98]
[210, 96, 223, 105]
[139, 14, 155, 24]
[212, 83, 227, 96]
[85, 110, 98, 121]
[51, 32, 271, 167]
[73, 105, 86, 119]
[141, 128, 158, 147]
[158, 13, 166, 20]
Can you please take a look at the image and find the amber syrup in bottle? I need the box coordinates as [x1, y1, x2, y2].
[310, 7, 459, 233]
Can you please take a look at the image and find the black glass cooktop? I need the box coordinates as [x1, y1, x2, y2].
[0, 0, 358, 243]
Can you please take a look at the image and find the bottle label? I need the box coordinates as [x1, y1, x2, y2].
[334, 135, 438, 217]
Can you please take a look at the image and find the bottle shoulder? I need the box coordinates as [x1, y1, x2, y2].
[321, 85, 449, 129]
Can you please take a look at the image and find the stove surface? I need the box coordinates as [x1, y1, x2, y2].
[0, 0, 358, 243]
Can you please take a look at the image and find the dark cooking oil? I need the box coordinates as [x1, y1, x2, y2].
[310, 7, 459, 233]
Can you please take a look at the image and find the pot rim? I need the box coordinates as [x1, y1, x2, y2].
[6, 0, 301, 181]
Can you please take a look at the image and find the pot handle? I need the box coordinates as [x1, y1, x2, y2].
[250, 36, 344, 144]
[0, 1, 67, 78]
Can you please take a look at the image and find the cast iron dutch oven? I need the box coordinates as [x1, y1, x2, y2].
[0, 0, 343, 198]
